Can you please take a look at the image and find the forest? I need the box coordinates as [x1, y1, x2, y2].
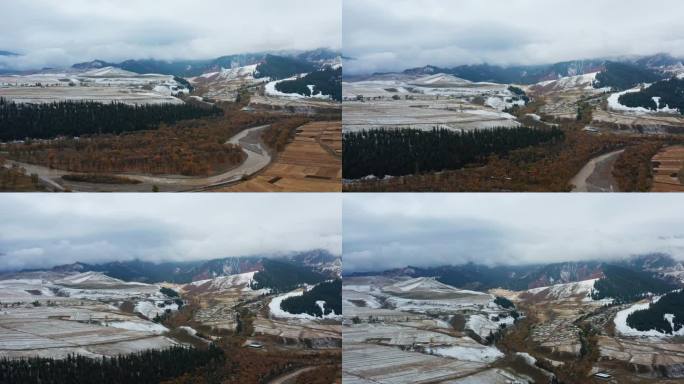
[275, 67, 342, 101]
[250, 259, 327, 293]
[0, 98, 222, 141]
[626, 290, 684, 334]
[618, 78, 684, 114]
[342, 126, 564, 179]
[255, 55, 315, 80]
[593, 61, 663, 91]
[280, 279, 342, 318]
[0, 345, 224, 384]
[590, 265, 676, 304]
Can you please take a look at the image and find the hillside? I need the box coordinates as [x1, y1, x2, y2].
[593, 61, 664, 90]
[625, 290, 684, 335]
[591, 264, 677, 303]
[617, 77, 684, 114]
[255, 54, 315, 80]
[251, 259, 328, 293]
[274, 66, 342, 101]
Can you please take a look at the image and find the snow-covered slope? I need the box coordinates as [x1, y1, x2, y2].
[533, 72, 599, 92]
[525, 279, 598, 301]
[55, 271, 144, 287]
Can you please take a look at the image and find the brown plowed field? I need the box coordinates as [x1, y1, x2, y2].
[220, 121, 341, 192]
[651, 146, 684, 192]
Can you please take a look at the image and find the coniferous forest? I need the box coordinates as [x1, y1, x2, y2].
[281, 279, 342, 317]
[0, 345, 224, 384]
[593, 61, 663, 91]
[626, 290, 684, 334]
[275, 67, 342, 101]
[590, 265, 676, 304]
[618, 78, 684, 114]
[0, 98, 222, 141]
[343, 127, 564, 179]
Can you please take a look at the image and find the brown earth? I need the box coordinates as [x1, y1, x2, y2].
[651, 145, 684, 192]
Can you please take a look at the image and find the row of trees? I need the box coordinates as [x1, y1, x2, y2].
[5, 109, 279, 176]
[342, 127, 564, 179]
[627, 290, 684, 334]
[0, 345, 224, 384]
[281, 279, 341, 318]
[0, 98, 222, 141]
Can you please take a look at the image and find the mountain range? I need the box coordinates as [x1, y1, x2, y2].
[2, 48, 340, 78]
[347, 53, 684, 85]
[8, 249, 341, 284]
[347, 253, 683, 291]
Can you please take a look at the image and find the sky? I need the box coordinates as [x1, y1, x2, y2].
[0, 0, 341, 70]
[0, 194, 341, 271]
[343, 0, 684, 75]
[343, 194, 684, 272]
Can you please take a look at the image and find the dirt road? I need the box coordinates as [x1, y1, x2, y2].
[570, 149, 624, 192]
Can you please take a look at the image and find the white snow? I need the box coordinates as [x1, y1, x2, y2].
[134, 300, 178, 320]
[106, 321, 168, 334]
[426, 344, 503, 364]
[466, 313, 515, 339]
[516, 352, 537, 366]
[537, 72, 598, 91]
[526, 279, 598, 301]
[180, 326, 198, 336]
[485, 96, 525, 111]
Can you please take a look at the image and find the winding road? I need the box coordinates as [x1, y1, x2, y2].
[570, 149, 625, 192]
[4, 124, 272, 191]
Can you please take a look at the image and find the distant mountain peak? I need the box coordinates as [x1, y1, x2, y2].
[71, 59, 118, 70]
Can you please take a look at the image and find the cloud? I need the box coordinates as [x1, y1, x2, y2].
[0, 0, 341, 70]
[0, 194, 341, 270]
[343, 0, 684, 74]
[343, 194, 684, 272]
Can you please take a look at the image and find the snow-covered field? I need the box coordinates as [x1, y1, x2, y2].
[0, 305, 176, 359]
[0, 67, 187, 105]
[343, 73, 523, 132]
[342, 275, 522, 382]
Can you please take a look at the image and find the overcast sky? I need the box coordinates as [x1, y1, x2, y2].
[0, 0, 341, 70]
[0, 194, 341, 271]
[343, 0, 684, 75]
[343, 194, 684, 272]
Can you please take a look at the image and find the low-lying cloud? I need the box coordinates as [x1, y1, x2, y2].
[343, 194, 684, 272]
[343, 0, 684, 75]
[0, 194, 341, 270]
[0, 0, 341, 70]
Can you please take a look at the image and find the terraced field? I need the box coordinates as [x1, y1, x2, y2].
[219, 121, 341, 192]
[651, 145, 684, 191]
